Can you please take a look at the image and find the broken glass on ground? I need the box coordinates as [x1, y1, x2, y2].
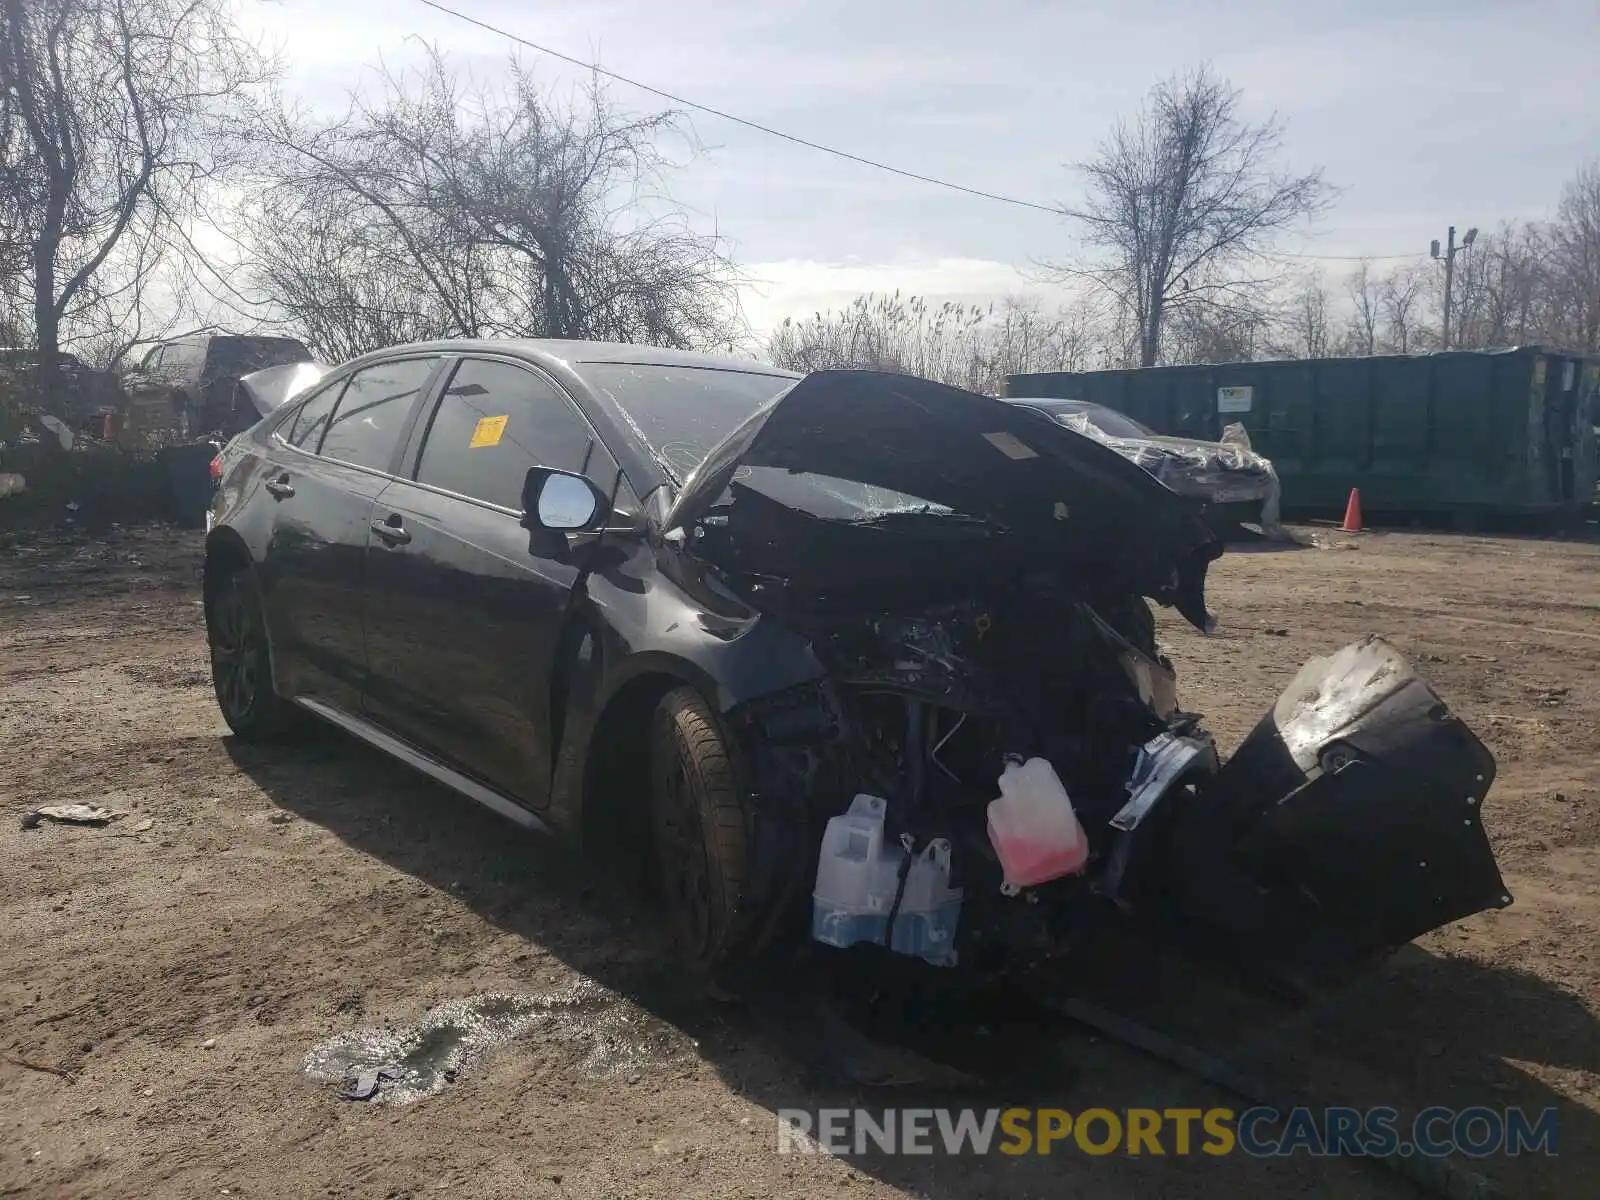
[21, 804, 125, 829]
[304, 981, 695, 1105]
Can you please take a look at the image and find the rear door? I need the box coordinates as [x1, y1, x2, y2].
[361, 355, 629, 806]
[255, 355, 443, 712]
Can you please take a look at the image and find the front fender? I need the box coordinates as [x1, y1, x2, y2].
[542, 540, 827, 837]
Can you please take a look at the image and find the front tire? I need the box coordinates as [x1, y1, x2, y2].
[208, 567, 298, 741]
[649, 687, 751, 970]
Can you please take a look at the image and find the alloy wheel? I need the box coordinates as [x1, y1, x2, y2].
[655, 738, 715, 956]
[210, 580, 262, 722]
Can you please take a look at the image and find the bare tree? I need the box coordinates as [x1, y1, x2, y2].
[766, 292, 1111, 392]
[1164, 297, 1270, 364]
[1449, 222, 1549, 350]
[1548, 162, 1600, 352]
[1050, 65, 1327, 366]
[239, 182, 457, 363]
[1268, 269, 1331, 358]
[238, 49, 740, 359]
[1339, 260, 1382, 356]
[982, 294, 1103, 378]
[1379, 263, 1432, 353]
[0, 0, 265, 391]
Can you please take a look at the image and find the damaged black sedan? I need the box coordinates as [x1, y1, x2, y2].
[204, 341, 1511, 992]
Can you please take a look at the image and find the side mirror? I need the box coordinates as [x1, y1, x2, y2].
[522, 467, 608, 532]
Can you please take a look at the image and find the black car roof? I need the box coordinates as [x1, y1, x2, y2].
[347, 338, 796, 377]
[161, 333, 307, 348]
[324, 338, 799, 504]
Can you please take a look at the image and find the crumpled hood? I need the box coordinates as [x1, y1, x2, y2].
[665, 370, 1224, 629]
[237, 361, 331, 419]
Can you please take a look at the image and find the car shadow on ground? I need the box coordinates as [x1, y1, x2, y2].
[224, 731, 1598, 1199]
[1223, 537, 1315, 554]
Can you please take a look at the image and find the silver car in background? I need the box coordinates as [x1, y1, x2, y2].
[1007, 396, 1289, 540]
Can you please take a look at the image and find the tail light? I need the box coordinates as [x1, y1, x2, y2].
[209, 454, 223, 483]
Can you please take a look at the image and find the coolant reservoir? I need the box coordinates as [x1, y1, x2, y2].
[986, 757, 1088, 889]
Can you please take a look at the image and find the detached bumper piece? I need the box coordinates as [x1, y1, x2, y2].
[1163, 636, 1511, 988]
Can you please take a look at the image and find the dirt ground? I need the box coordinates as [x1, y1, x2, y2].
[1, 521, 1597, 1199]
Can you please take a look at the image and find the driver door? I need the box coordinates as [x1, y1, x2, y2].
[360, 356, 629, 807]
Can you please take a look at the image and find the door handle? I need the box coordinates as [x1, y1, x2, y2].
[264, 475, 294, 499]
[370, 516, 412, 545]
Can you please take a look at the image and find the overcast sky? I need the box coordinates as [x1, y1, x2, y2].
[240, 0, 1600, 334]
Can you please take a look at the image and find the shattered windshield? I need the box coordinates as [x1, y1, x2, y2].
[733, 465, 957, 522]
[579, 362, 798, 482]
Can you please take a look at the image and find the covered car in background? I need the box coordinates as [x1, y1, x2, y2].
[1006, 396, 1288, 540]
[123, 333, 313, 438]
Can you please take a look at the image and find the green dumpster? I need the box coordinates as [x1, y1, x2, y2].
[1003, 347, 1598, 519]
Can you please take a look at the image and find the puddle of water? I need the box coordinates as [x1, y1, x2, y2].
[303, 980, 694, 1105]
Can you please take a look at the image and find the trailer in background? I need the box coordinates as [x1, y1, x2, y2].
[1003, 347, 1599, 522]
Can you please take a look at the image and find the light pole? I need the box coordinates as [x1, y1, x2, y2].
[1431, 225, 1478, 349]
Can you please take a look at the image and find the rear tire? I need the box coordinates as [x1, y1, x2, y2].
[208, 566, 298, 741]
[648, 687, 751, 970]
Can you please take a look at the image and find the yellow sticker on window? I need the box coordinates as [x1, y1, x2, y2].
[469, 414, 509, 449]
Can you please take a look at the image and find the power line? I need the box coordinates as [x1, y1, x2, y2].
[416, 0, 1060, 214]
[1273, 249, 1424, 262]
[416, 0, 1434, 265]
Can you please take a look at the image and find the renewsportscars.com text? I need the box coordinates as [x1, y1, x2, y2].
[776, 1106, 1558, 1159]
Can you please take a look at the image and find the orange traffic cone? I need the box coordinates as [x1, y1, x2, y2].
[1341, 488, 1364, 533]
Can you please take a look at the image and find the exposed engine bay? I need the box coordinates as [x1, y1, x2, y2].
[728, 583, 1512, 992]
[800, 590, 1179, 849]
[671, 370, 1511, 992]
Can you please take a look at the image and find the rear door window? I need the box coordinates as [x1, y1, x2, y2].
[319, 358, 439, 472]
[413, 358, 606, 511]
[285, 380, 343, 450]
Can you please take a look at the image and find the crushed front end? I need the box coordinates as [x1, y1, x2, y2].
[730, 613, 1511, 992]
[674, 371, 1510, 990]
[726, 586, 1206, 974]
